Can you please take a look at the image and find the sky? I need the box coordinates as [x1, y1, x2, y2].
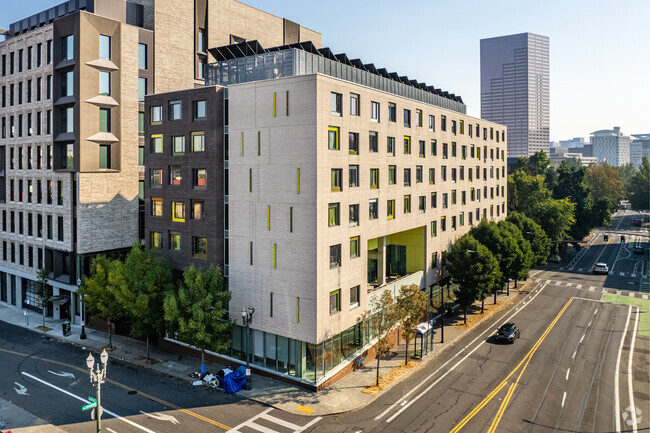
[3, 0, 649, 142]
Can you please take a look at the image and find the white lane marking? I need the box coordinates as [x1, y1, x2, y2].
[139, 411, 179, 425]
[565, 368, 570, 380]
[562, 391, 567, 408]
[588, 321, 592, 327]
[578, 268, 584, 271]
[572, 349, 577, 360]
[627, 307, 640, 433]
[106, 429, 118, 433]
[620, 272, 626, 277]
[580, 334, 585, 344]
[227, 407, 322, 433]
[614, 306, 633, 433]
[576, 284, 583, 289]
[20, 372, 156, 433]
[48, 370, 76, 379]
[13, 382, 29, 395]
[382, 284, 548, 423]
[260, 412, 304, 430]
[594, 309, 599, 315]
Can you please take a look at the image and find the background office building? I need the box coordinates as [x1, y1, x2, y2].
[630, 133, 650, 167]
[591, 127, 630, 166]
[0, 0, 319, 321]
[480, 33, 549, 158]
[147, 41, 507, 387]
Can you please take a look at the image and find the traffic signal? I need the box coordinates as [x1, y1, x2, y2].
[604, 234, 608, 241]
[621, 235, 625, 243]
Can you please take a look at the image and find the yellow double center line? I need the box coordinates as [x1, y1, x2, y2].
[0, 347, 231, 430]
[450, 297, 574, 433]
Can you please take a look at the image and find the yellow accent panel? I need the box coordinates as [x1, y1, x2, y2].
[273, 92, 276, 117]
[297, 168, 300, 194]
[296, 405, 314, 415]
[267, 206, 271, 230]
[240, 132, 244, 156]
[384, 226, 425, 273]
[273, 243, 277, 269]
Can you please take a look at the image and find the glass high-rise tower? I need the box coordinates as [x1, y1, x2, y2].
[480, 33, 549, 158]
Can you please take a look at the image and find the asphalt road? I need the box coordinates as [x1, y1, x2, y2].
[0, 322, 319, 433]
[309, 250, 649, 431]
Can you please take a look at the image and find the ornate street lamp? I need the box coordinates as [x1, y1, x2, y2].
[241, 307, 254, 390]
[86, 349, 108, 433]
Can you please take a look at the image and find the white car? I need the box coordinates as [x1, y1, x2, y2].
[593, 262, 609, 274]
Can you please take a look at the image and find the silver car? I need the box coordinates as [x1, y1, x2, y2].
[593, 262, 609, 274]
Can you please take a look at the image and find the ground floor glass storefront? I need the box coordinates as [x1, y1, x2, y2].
[229, 315, 387, 383]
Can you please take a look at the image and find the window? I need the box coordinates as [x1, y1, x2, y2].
[451, 120, 457, 135]
[369, 131, 378, 152]
[441, 115, 447, 131]
[151, 106, 162, 124]
[172, 136, 185, 155]
[404, 136, 411, 154]
[193, 168, 207, 187]
[429, 114, 435, 132]
[387, 199, 395, 220]
[169, 100, 182, 120]
[330, 244, 341, 268]
[404, 168, 411, 186]
[350, 285, 360, 308]
[328, 126, 340, 150]
[441, 216, 446, 232]
[61, 71, 73, 96]
[99, 144, 111, 169]
[452, 142, 457, 157]
[47, 40, 53, 64]
[169, 166, 182, 185]
[99, 71, 110, 95]
[369, 199, 378, 219]
[419, 140, 425, 157]
[441, 166, 447, 182]
[331, 169, 342, 191]
[197, 28, 207, 52]
[462, 190, 467, 205]
[431, 220, 437, 237]
[419, 196, 426, 212]
[151, 134, 163, 153]
[328, 203, 340, 226]
[349, 132, 359, 154]
[61, 107, 73, 133]
[431, 192, 437, 208]
[139, 112, 144, 136]
[172, 201, 185, 222]
[370, 168, 379, 189]
[442, 143, 448, 159]
[387, 136, 395, 156]
[350, 93, 360, 116]
[429, 168, 435, 185]
[191, 201, 204, 219]
[452, 189, 457, 205]
[388, 165, 396, 185]
[151, 198, 163, 216]
[194, 100, 206, 119]
[349, 204, 359, 226]
[138, 43, 147, 69]
[431, 139, 437, 156]
[416, 165, 423, 183]
[442, 193, 448, 209]
[371, 101, 380, 122]
[452, 215, 457, 230]
[138, 77, 147, 101]
[192, 237, 207, 258]
[192, 131, 205, 152]
[329, 289, 341, 314]
[99, 35, 111, 60]
[349, 165, 359, 187]
[416, 109, 423, 127]
[404, 195, 411, 213]
[388, 103, 396, 122]
[331, 92, 342, 115]
[350, 236, 360, 258]
[461, 145, 467, 160]
[61, 35, 74, 61]
[169, 231, 181, 250]
[403, 109, 411, 127]
[451, 168, 457, 183]
[99, 108, 111, 132]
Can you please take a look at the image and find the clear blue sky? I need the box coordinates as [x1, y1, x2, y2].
[3, 0, 649, 142]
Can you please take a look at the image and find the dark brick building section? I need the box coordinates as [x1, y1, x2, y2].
[144, 85, 224, 271]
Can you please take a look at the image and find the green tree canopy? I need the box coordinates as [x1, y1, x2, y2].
[363, 291, 398, 386]
[506, 211, 551, 265]
[498, 220, 534, 284]
[531, 197, 576, 247]
[627, 157, 650, 211]
[117, 243, 173, 360]
[518, 151, 551, 177]
[469, 219, 514, 292]
[394, 284, 427, 365]
[163, 265, 231, 365]
[507, 170, 551, 214]
[586, 162, 624, 206]
[447, 234, 500, 324]
[78, 255, 125, 347]
[553, 162, 594, 240]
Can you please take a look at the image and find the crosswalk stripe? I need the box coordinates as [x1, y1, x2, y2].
[555, 281, 562, 286]
[576, 284, 583, 289]
[616, 290, 621, 295]
[620, 272, 625, 277]
[546, 279, 552, 285]
[566, 283, 573, 287]
[578, 268, 584, 271]
[589, 286, 595, 291]
[643, 294, 649, 300]
[602, 288, 607, 293]
[247, 421, 280, 433]
[631, 274, 636, 278]
[260, 414, 303, 431]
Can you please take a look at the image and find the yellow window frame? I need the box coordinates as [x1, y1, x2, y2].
[171, 201, 185, 222]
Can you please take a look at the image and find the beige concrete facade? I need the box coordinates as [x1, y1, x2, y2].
[228, 73, 508, 346]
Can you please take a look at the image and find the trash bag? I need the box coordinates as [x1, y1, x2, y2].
[222, 365, 248, 394]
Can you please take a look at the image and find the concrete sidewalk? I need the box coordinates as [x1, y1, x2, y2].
[0, 397, 66, 433]
[0, 282, 533, 417]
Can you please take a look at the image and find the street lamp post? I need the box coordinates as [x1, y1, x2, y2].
[86, 349, 108, 433]
[241, 307, 255, 391]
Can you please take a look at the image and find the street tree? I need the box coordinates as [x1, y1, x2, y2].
[78, 255, 125, 347]
[447, 234, 500, 324]
[627, 157, 650, 211]
[117, 243, 173, 360]
[586, 163, 624, 207]
[34, 268, 50, 328]
[531, 198, 575, 248]
[163, 265, 231, 365]
[363, 290, 398, 386]
[498, 220, 534, 286]
[507, 171, 551, 214]
[553, 162, 595, 241]
[518, 151, 551, 177]
[394, 284, 427, 365]
[506, 212, 551, 265]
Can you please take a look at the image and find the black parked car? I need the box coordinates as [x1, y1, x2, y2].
[496, 323, 520, 343]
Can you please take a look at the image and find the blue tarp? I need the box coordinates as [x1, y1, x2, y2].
[222, 365, 247, 394]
